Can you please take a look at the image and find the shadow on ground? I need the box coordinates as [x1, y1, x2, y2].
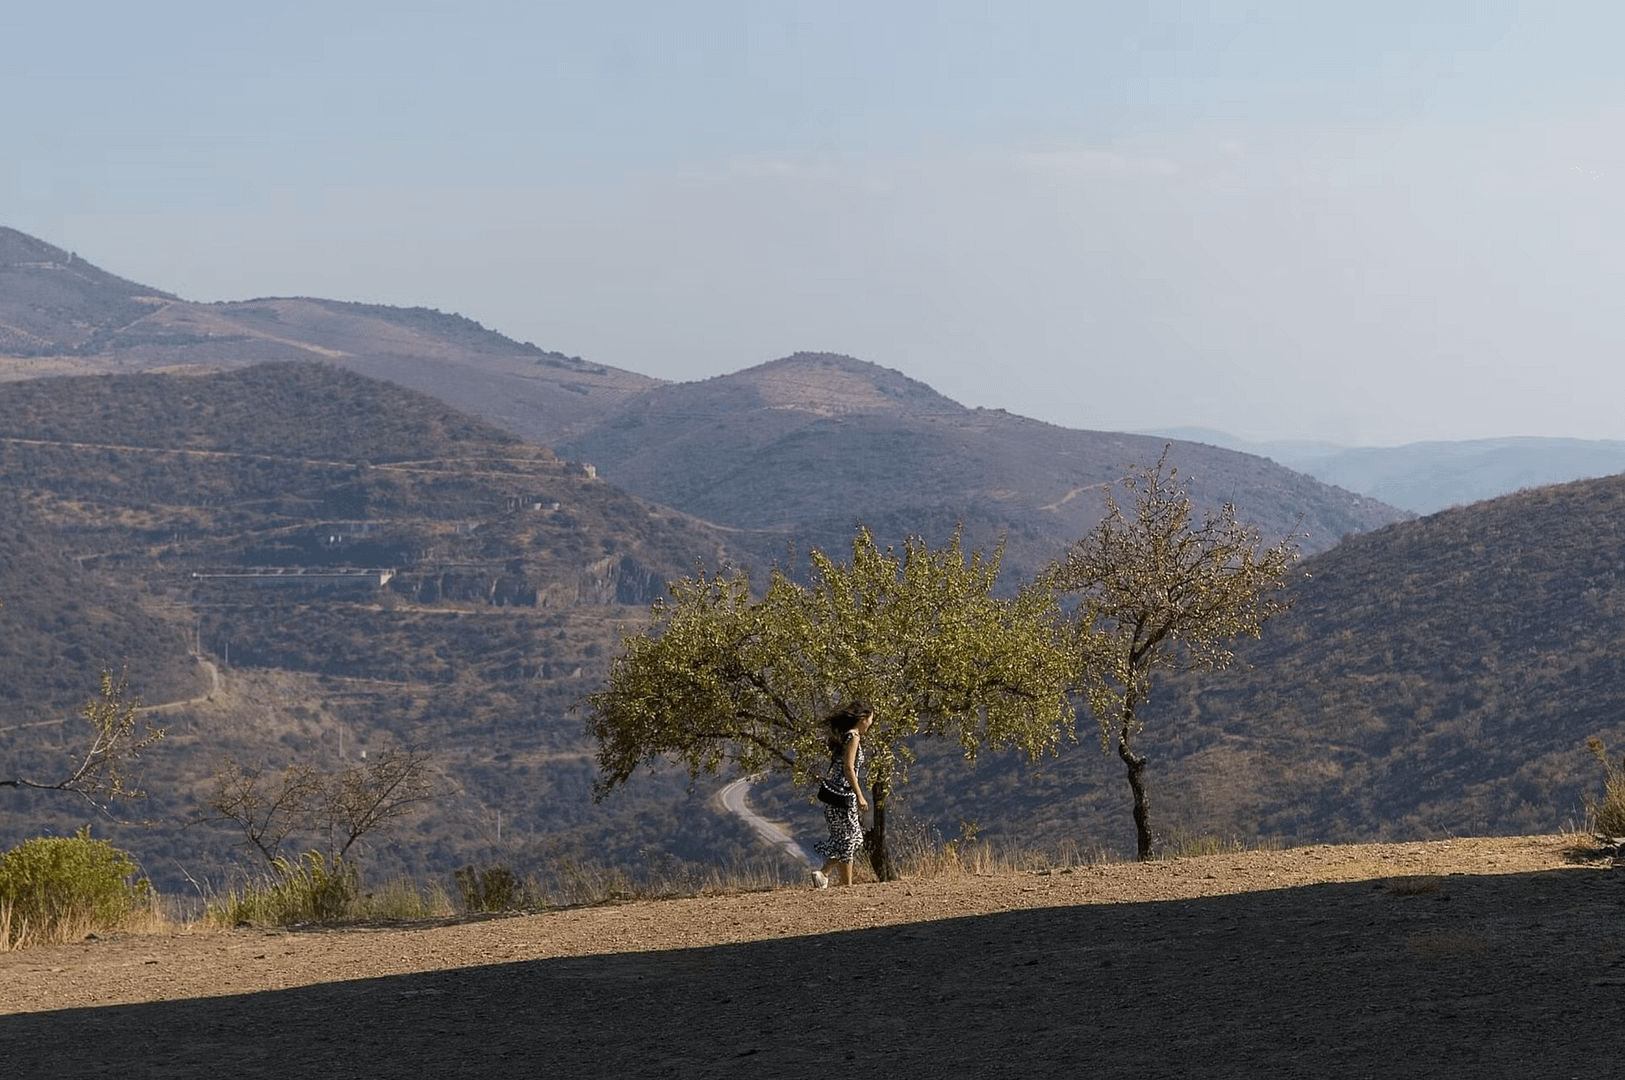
[2, 868, 1620, 1078]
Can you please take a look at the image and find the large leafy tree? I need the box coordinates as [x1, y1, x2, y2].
[584, 527, 1075, 878]
[1049, 449, 1300, 860]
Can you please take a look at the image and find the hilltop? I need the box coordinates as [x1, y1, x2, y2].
[553, 351, 1402, 584]
[0, 226, 658, 445]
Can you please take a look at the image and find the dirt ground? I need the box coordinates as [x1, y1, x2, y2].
[1, 835, 1621, 1078]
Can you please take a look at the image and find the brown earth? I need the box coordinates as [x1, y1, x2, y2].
[2, 835, 1621, 1078]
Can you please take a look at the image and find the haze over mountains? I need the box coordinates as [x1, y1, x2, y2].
[1160, 426, 1625, 516]
[0, 226, 1401, 582]
[2, 225, 1623, 879]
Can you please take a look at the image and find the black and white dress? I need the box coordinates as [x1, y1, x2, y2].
[814, 731, 866, 863]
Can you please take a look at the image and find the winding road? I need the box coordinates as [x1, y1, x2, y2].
[717, 778, 819, 867]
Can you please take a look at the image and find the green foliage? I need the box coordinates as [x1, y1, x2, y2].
[0, 828, 149, 948]
[585, 526, 1076, 799]
[1050, 448, 1300, 859]
[1584, 738, 1625, 837]
[207, 859, 453, 926]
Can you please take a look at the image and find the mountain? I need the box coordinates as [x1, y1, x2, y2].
[0, 228, 177, 356]
[0, 229, 1409, 585]
[9, 225, 1542, 880]
[551, 352, 1406, 583]
[1158, 426, 1625, 515]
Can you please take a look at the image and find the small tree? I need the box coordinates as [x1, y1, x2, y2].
[0, 668, 164, 809]
[585, 527, 1076, 879]
[1049, 449, 1299, 860]
[203, 748, 436, 867]
[0, 828, 150, 948]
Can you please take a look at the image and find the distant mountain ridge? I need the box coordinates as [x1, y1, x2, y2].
[1158, 426, 1625, 515]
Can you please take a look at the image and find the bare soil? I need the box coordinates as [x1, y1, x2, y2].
[2, 835, 1621, 1078]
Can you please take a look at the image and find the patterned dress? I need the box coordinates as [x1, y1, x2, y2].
[813, 731, 866, 863]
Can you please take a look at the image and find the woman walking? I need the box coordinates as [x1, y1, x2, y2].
[812, 700, 873, 888]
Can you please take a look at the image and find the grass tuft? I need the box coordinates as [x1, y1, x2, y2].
[1584, 738, 1625, 837]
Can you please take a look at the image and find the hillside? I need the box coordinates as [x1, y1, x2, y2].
[0, 362, 769, 892]
[743, 474, 1625, 858]
[0, 227, 660, 446]
[0, 228, 176, 356]
[3, 225, 1599, 881]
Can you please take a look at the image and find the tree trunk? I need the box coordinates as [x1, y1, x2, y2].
[864, 776, 896, 881]
[1120, 734, 1154, 861]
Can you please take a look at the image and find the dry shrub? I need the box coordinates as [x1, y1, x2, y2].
[1583, 738, 1625, 837]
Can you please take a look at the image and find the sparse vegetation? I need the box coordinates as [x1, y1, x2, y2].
[206, 851, 455, 926]
[0, 665, 164, 807]
[0, 828, 154, 949]
[455, 863, 528, 913]
[203, 748, 437, 867]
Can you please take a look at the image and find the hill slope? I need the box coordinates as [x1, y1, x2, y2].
[0, 227, 659, 446]
[0, 362, 763, 890]
[742, 474, 1625, 856]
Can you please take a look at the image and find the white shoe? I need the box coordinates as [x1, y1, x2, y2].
[811, 870, 829, 889]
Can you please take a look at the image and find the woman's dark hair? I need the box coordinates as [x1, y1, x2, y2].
[825, 700, 874, 753]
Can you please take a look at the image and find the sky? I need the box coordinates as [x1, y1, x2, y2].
[6, 1, 1625, 446]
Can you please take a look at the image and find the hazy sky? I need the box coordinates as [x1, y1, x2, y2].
[7, 2, 1625, 445]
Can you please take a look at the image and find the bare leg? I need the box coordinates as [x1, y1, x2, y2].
[837, 860, 854, 886]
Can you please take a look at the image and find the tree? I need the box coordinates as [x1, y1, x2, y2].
[1048, 448, 1300, 860]
[0, 667, 165, 809]
[584, 527, 1076, 879]
[203, 747, 436, 867]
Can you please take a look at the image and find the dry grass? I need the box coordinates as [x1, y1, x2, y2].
[0, 893, 174, 952]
